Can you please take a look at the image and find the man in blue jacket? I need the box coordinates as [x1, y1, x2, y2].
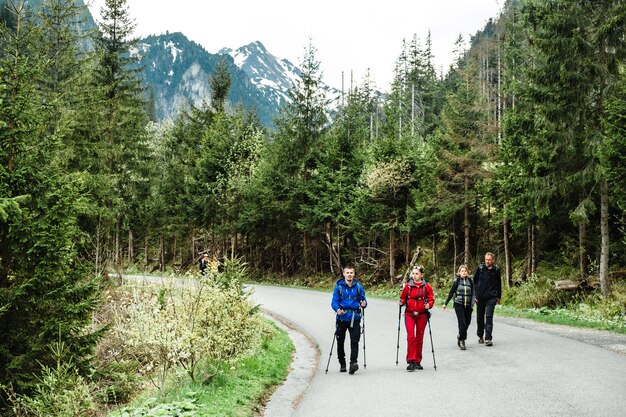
[331, 265, 367, 374]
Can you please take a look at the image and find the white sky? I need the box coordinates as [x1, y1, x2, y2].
[86, 0, 503, 90]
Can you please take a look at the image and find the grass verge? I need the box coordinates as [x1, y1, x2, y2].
[496, 305, 626, 334]
[108, 321, 294, 417]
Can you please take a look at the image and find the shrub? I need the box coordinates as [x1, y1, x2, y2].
[100, 261, 267, 390]
[10, 342, 97, 417]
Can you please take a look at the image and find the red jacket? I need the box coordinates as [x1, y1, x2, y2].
[400, 279, 434, 314]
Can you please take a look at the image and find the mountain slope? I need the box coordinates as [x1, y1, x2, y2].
[136, 33, 276, 126]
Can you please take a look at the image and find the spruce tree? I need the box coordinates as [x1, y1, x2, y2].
[0, 1, 100, 402]
[92, 0, 150, 271]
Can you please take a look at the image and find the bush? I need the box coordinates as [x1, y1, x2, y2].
[99, 261, 267, 390]
[11, 342, 98, 417]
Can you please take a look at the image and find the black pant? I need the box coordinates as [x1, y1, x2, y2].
[476, 297, 497, 340]
[454, 303, 473, 341]
[336, 319, 361, 365]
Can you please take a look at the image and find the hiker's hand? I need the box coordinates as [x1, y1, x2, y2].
[442, 304, 447, 311]
[336, 309, 344, 315]
[360, 300, 367, 307]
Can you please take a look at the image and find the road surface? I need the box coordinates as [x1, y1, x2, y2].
[250, 284, 626, 417]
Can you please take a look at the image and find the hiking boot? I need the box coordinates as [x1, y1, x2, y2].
[406, 362, 415, 372]
[459, 340, 466, 350]
[485, 339, 493, 346]
[340, 364, 347, 372]
[349, 362, 359, 374]
[415, 363, 424, 370]
[478, 337, 484, 344]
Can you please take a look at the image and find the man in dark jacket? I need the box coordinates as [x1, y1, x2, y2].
[473, 252, 501, 346]
[331, 265, 367, 374]
[199, 253, 210, 275]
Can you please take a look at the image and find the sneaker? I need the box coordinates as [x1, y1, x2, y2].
[349, 362, 359, 374]
[406, 362, 415, 372]
[415, 363, 424, 370]
[340, 364, 347, 372]
[460, 340, 466, 350]
[485, 339, 493, 346]
[478, 337, 484, 344]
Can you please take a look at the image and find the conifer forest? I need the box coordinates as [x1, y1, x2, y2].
[1, 0, 625, 414]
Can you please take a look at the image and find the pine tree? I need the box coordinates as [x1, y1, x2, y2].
[0, 1, 100, 402]
[210, 57, 231, 113]
[92, 0, 150, 272]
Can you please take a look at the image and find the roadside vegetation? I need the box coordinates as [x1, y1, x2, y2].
[3, 261, 293, 417]
[252, 262, 626, 335]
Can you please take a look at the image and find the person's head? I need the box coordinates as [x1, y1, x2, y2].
[458, 264, 468, 277]
[203, 253, 209, 259]
[343, 265, 355, 284]
[412, 265, 424, 281]
[484, 252, 495, 267]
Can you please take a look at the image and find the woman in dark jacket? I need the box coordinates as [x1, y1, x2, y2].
[399, 265, 434, 371]
[443, 264, 474, 350]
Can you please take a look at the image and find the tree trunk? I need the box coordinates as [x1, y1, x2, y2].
[128, 229, 133, 264]
[389, 228, 396, 284]
[503, 213, 512, 288]
[159, 235, 165, 272]
[95, 223, 101, 278]
[432, 234, 437, 277]
[530, 221, 537, 275]
[144, 234, 148, 270]
[599, 178, 610, 297]
[579, 221, 587, 281]
[453, 230, 458, 274]
[464, 201, 470, 266]
[114, 227, 120, 267]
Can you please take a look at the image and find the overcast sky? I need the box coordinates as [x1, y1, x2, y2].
[86, 0, 503, 90]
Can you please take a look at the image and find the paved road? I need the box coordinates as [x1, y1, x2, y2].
[249, 285, 626, 417]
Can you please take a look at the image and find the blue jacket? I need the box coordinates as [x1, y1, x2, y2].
[331, 278, 367, 322]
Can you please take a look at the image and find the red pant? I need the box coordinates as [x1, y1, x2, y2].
[405, 312, 427, 363]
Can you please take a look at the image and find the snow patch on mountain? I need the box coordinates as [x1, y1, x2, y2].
[164, 40, 183, 63]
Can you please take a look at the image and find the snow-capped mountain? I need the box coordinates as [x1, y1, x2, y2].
[22, 0, 341, 128]
[137, 33, 344, 128]
[219, 41, 301, 111]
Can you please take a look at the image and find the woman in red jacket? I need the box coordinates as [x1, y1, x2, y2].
[399, 265, 435, 371]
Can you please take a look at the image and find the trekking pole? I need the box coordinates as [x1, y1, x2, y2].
[325, 330, 337, 374]
[361, 307, 366, 369]
[396, 304, 402, 365]
[426, 312, 437, 371]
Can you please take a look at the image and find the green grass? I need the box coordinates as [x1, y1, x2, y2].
[496, 304, 626, 334]
[107, 322, 294, 417]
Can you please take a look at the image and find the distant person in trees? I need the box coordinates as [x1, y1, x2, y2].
[209, 254, 219, 272]
[399, 265, 434, 371]
[473, 252, 502, 346]
[443, 265, 474, 350]
[331, 265, 367, 374]
[199, 252, 210, 275]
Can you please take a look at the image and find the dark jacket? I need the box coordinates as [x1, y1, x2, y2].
[400, 278, 434, 315]
[444, 275, 474, 307]
[473, 263, 502, 300]
[331, 278, 367, 322]
[199, 258, 209, 274]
